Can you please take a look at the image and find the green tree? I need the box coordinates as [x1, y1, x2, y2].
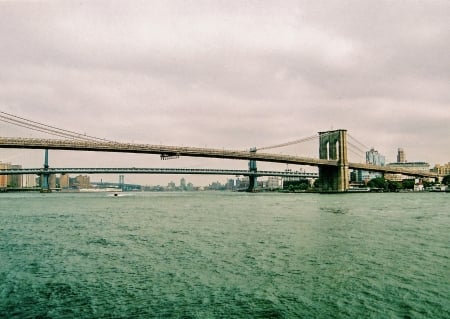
[402, 179, 415, 190]
[367, 177, 387, 190]
[442, 175, 450, 185]
[387, 180, 402, 192]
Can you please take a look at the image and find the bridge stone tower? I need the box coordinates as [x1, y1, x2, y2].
[318, 129, 349, 193]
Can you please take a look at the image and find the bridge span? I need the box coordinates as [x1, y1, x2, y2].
[0, 167, 318, 178]
[0, 137, 337, 167]
[0, 134, 441, 192]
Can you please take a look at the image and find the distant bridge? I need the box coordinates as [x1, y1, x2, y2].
[0, 167, 318, 178]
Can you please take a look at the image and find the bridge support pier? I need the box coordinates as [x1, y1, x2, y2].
[247, 147, 257, 192]
[318, 130, 349, 193]
[40, 149, 51, 193]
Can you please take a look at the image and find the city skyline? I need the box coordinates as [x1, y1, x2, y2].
[0, 1, 449, 184]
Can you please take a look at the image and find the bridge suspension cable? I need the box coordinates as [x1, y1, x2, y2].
[0, 110, 113, 143]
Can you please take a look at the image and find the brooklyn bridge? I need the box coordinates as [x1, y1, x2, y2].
[0, 111, 441, 192]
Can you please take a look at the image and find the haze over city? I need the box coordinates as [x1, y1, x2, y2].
[1, 0, 449, 185]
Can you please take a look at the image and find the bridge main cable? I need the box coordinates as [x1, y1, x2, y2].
[0, 111, 114, 143]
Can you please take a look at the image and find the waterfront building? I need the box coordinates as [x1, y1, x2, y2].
[386, 162, 430, 172]
[431, 162, 450, 175]
[75, 175, 91, 189]
[8, 164, 23, 188]
[180, 178, 186, 190]
[226, 179, 235, 190]
[385, 162, 430, 182]
[60, 174, 70, 189]
[266, 176, 282, 189]
[22, 174, 37, 188]
[0, 161, 10, 187]
[355, 170, 383, 183]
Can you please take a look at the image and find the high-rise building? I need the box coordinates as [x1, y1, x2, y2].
[180, 178, 186, 190]
[366, 148, 385, 166]
[397, 148, 406, 163]
[60, 174, 70, 189]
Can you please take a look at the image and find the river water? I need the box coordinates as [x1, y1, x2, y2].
[0, 192, 449, 318]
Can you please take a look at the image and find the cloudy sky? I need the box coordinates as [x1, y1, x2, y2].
[0, 0, 449, 185]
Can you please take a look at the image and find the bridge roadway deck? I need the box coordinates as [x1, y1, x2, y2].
[0, 167, 319, 178]
[0, 137, 440, 178]
[348, 163, 439, 178]
[0, 137, 336, 167]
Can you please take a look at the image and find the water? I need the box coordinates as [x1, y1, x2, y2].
[0, 192, 449, 318]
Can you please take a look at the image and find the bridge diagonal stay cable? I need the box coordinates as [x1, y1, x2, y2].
[347, 141, 365, 155]
[257, 134, 320, 151]
[347, 133, 370, 150]
[0, 110, 114, 143]
[347, 142, 367, 163]
[347, 147, 364, 159]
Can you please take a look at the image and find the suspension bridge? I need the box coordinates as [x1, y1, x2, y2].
[0, 111, 441, 192]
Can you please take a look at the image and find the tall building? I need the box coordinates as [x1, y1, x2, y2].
[60, 174, 70, 189]
[353, 148, 385, 183]
[22, 174, 37, 188]
[366, 148, 385, 166]
[48, 174, 57, 189]
[180, 178, 186, 190]
[75, 175, 91, 189]
[397, 148, 406, 163]
[8, 165, 23, 188]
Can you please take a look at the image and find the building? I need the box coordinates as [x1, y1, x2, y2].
[226, 179, 235, 190]
[48, 174, 57, 189]
[386, 162, 430, 172]
[397, 148, 406, 163]
[60, 174, 70, 189]
[75, 175, 91, 189]
[180, 178, 186, 190]
[8, 165, 23, 188]
[384, 148, 430, 181]
[266, 176, 282, 189]
[431, 162, 450, 176]
[366, 148, 385, 166]
[353, 148, 385, 183]
[22, 174, 37, 188]
[0, 161, 10, 187]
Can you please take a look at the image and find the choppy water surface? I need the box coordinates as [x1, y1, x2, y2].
[1, 192, 449, 318]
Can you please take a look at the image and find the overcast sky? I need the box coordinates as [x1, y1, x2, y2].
[0, 0, 449, 185]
